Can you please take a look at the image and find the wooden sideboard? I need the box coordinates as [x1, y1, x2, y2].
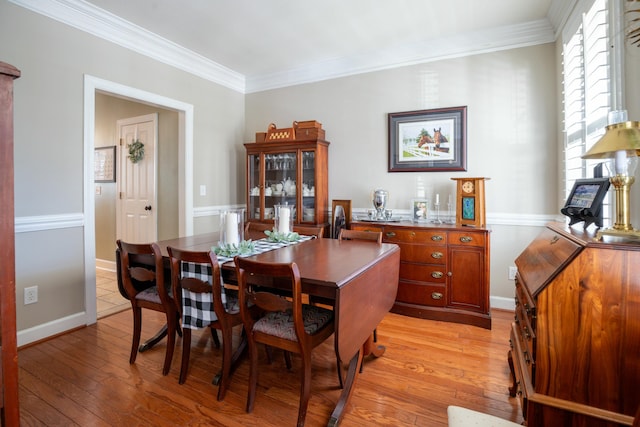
[508, 222, 640, 426]
[351, 221, 491, 329]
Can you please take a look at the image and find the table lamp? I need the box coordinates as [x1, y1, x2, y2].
[582, 120, 640, 239]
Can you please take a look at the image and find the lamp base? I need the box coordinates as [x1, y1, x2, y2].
[596, 227, 640, 241]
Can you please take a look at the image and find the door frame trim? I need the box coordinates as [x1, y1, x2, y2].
[83, 74, 194, 325]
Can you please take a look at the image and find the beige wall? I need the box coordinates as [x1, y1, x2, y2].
[94, 93, 180, 262]
[1, 2, 245, 333]
[245, 43, 559, 302]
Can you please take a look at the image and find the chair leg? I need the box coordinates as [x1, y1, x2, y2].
[297, 354, 312, 427]
[216, 326, 233, 401]
[162, 311, 177, 376]
[373, 328, 378, 343]
[130, 306, 142, 364]
[284, 351, 292, 370]
[246, 339, 259, 413]
[211, 328, 221, 349]
[179, 328, 192, 384]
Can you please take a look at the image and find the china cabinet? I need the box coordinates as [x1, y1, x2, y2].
[244, 138, 329, 234]
[0, 61, 20, 425]
[508, 222, 640, 426]
[350, 221, 491, 329]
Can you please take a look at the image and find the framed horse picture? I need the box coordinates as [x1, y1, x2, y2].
[388, 106, 467, 172]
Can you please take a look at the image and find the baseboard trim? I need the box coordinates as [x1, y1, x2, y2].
[17, 312, 87, 347]
[491, 295, 515, 311]
[96, 259, 116, 272]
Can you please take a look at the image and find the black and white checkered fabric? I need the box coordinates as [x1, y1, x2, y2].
[181, 236, 313, 329]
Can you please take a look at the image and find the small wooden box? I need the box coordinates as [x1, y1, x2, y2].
[295, 127, 325, 141]
[294, 120, 325, 141]
[255, 132, 266, 142]
[296, 120, 322, 129]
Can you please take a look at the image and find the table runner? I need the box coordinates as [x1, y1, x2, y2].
[181, 235, 314, 329]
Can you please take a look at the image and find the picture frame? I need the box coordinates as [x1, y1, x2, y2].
[560, 177, 610, 228]
[411, 199, 429, 222]
[94, 146, 116, 183]
[332, 199, 352, 238]
[388, 106, 467, 172]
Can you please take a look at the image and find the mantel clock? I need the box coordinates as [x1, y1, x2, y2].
[451, 177, 489, 227]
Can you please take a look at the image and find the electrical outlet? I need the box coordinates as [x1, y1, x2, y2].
[24, 286, 38, 305]
[508, 266, 518, 280]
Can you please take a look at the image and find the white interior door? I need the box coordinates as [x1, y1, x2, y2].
[116, 113, 158, 243]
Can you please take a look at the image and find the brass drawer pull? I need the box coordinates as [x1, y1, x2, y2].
[431, 251, 443, 259]
[386, 232, 396, 238]
[459, 236, 473, 243]
[524, 326, 531, 339]
[431, 292, 443, 300]
[550, 235, 559, 244]
[431, 235, 443, 242]
[431, 271, 444, 279]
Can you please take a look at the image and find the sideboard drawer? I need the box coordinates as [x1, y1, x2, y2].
[449, 231, 486, 247]
[396, 281, 447, 306]
[398, 243, 447, 264]
[383, 228, 447, 244]
[400, 262, 447, 283]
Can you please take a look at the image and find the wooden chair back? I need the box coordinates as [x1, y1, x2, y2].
[338, 228, 383, 244]
[167, 246, 242, 400]
[234, 256, 336, 425]
[293, 224, 324, 238]
[245, 221, 324, 240]
[244, 221, 272, 240]
[117, 240, 171, 309]
[116, 239, 177, 375]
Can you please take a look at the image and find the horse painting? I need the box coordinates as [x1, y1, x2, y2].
[417, 130, 434, 147]
[432, 127, 449, 153]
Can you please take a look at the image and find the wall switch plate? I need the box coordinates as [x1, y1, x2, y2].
[200, 184, 206, 196]
[508, 266, 518, 280]
[24, 286, 38, 304]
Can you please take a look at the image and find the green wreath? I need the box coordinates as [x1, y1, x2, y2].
[127, 140, 145, 163]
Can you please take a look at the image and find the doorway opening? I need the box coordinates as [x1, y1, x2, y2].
[84, 75, 194, 325]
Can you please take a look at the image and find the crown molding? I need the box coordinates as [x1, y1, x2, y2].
[246, 19, 556, 93]
[11, 0, 559, 94]
[9, 0, 245, 93]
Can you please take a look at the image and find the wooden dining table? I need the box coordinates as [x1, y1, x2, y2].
[138, 231, 401, 426]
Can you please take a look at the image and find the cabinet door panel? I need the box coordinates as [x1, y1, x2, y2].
[448, 246, 485, 311]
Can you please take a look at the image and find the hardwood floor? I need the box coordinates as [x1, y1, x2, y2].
[18, 308, 523, 426]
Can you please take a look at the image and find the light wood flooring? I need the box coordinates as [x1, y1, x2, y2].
[96, 268, 129, 319]
[17, 307, 523, 426]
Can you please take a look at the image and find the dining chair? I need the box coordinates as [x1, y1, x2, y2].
[235, 257, 337, 427]
[116, 240, 179, 376]
[244, 221, 272, 240]
[292, 224, 324, 238]
[245, 221, 324, 240]
[167, 246, 245, 401]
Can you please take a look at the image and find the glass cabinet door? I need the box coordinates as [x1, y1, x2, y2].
[302, 151, 315, 222]
[248, 153, 261, 220]
[264, 152, 297, 221]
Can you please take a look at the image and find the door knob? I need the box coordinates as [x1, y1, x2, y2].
[145, 205, 152, 211]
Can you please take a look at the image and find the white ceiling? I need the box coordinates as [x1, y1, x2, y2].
[13, 0, 569, 92]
